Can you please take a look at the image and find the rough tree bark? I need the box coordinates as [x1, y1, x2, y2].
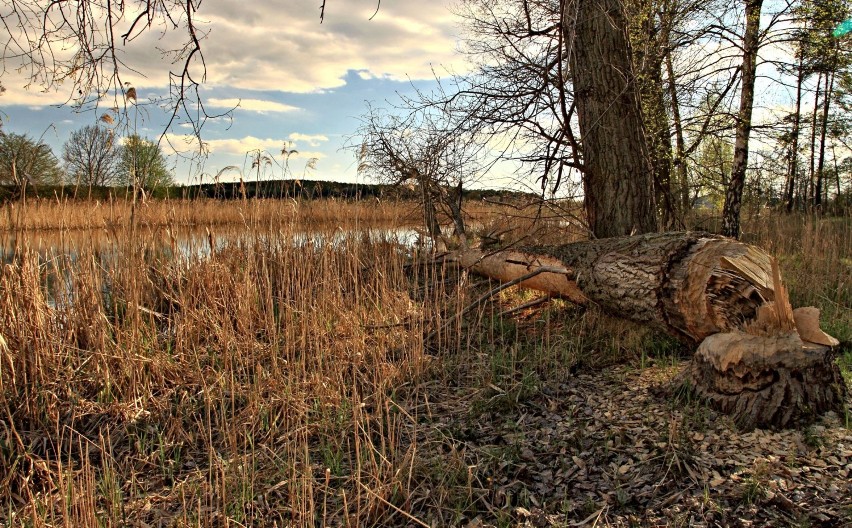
[665, 48, 690, 213]
[629, 0, 677, 228]
[456, 231, 846, 429]
[564, 0, 658, 238]
[722, 0, 763, 239]
[815, 71, 835, 208]
[807, 73, 822, 206]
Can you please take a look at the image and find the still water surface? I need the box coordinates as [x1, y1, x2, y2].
[1, 223, 423, 261]
[1, 223, 425, 307]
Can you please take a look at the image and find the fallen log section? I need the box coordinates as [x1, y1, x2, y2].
[455, 231, 847, 430]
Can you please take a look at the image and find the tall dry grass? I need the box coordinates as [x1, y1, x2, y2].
[0, 197, 415, 231]
[742, 212, 852, 341]
[0, 211, 465, 526]
[0, 195, 582, 237]
[1, 200, 849, 526]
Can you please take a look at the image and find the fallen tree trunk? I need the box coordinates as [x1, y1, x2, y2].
[461, 231, 781, 341]
[455, 231, 847, 429]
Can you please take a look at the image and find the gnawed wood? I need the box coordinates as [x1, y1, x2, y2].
[453, 231, 847, 429]
[456, 248, 589, 306]
[793, 307, 840, 347]
[461, 231, 796, 341]
[685, 331, 846, 429]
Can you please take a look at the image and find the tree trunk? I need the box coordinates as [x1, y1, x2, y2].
[630, 1, 677, 228]
[785, 57, 804, 213]
[808, 73, 822, 207]
[456, 231, 846, 429]
[663, 24, 690, 213]
[466, 231, 781, 341]
[815, 71, 835, 209]
[722, 0, 762, 239]
[420, 183, 442, 241]
[834, 145, 842, 203]
[564, 0, 658, 238]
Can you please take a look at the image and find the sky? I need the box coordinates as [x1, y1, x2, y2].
[0, 0, 472, 187]
[0, 1, 846, 193]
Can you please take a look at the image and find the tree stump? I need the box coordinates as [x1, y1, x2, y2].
[684, 330, 846, 429]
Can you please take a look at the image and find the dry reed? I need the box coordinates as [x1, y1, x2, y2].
[1, 201, 849, 526]
[0, 208, 450, 526]
[0, 197, 413, 231]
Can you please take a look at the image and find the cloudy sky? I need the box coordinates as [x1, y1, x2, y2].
[0, 0, 470, 186]
[1, 1, 839, 192]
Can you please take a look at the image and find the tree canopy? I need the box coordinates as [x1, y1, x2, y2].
[62, 124, 121, 191]
[119, 135, 174, 192]
[0, 132, 63, 187]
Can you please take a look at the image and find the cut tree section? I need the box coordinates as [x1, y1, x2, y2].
[472, 231, 789, 341]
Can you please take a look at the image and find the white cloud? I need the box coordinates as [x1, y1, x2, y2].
[207, 98, 300, 113]
[0, 91, 62, 107]
[163, 133, 326, 159]
[195, 1, 466, 93]
[0, 1, 466, 112]
[288, 133, 329, 147]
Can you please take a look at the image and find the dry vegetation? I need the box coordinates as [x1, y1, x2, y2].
[1, 198, 415, 231]
[0, 200, 849, 527]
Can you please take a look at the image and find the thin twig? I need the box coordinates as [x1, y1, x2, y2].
[362, 319, 414, 330]
[425, 265, 569, 344]
[357, 481, 430, 528]
[499, 295, 552, 318]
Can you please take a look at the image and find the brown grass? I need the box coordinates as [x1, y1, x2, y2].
[0, 195, 585, 240]
[743, 212, 852, 341]
[0, 197, 414, 231]
[1, 215, 443, 526]
[0, 200, 849, 526]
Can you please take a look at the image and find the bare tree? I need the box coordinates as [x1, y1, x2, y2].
[449, 0, 581, 198]
[62, 124, 120, 197]
[721, 0, 763, 238]
[655, 0, 801, 219]
[0, 0, 224, 137]
[429, 0, 656, 236]
[358, 103, 489, 240]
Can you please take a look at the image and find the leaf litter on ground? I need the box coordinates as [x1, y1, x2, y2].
[403, 358, 852, 527]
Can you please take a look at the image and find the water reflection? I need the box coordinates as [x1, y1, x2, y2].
[1, 223, 425, 308]
[2, 224, 424, 261]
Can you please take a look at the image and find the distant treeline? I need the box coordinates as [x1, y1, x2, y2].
[0, 180, 534, 202]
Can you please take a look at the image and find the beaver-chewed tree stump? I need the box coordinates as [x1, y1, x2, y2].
[453, 231, 848, 430]
[685, 330, 846, 429]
